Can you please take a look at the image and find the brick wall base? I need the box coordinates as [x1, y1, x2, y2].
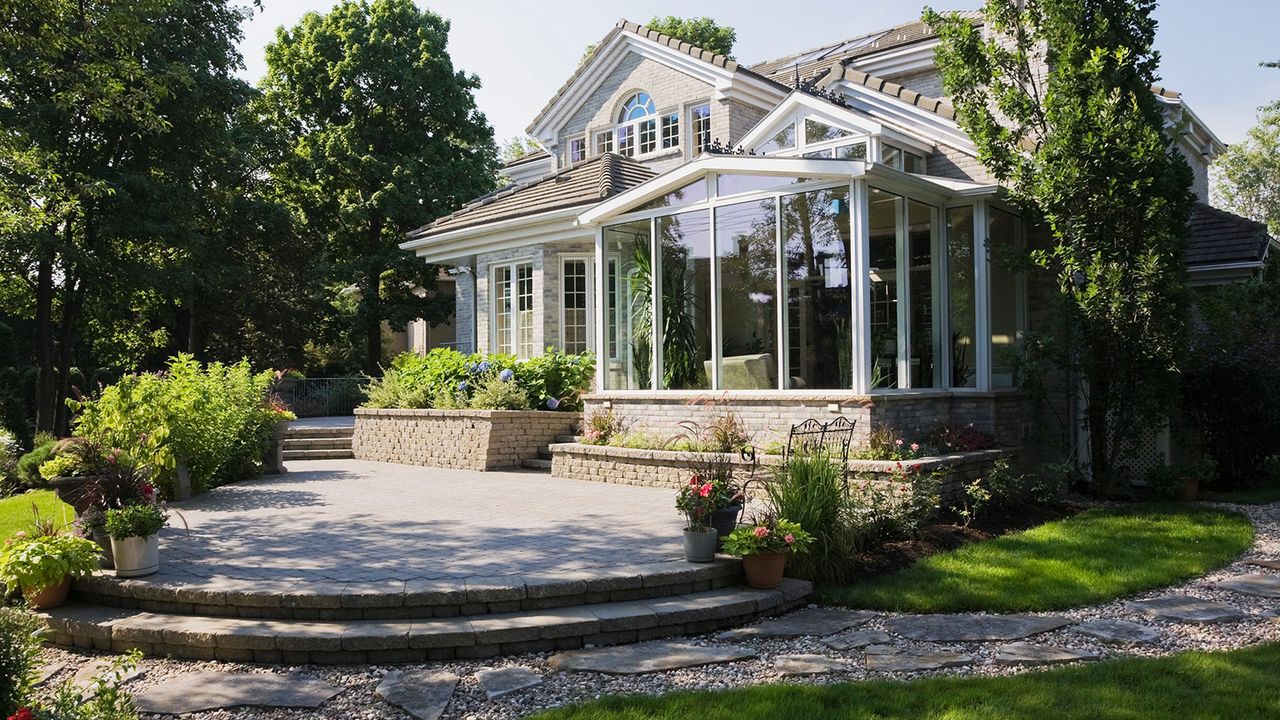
[354, 409, 580, 470]
[549, 443, 1015, 505]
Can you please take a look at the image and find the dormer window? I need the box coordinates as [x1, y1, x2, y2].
[596, 92, 678, 159]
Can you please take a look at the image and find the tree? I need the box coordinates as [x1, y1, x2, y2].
[501, 136, 544, 164]
[925, 1, 1195, 487]
[260, 0, 499, 374]
[1213, 66, 1280, 235]
[0, 0, 257, 433]
[582, 16, 736, 66]
[646, 16, 737, 59]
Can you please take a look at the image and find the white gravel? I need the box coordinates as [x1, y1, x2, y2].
[32, 500, 1280, 720]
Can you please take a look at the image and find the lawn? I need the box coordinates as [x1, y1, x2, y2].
[819, 504, 1253, 613]
[0, 490, 74, 540]
[532, 643, 1280, 720]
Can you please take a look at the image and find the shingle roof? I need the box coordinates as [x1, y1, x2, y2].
[526, 19, 788, 135]
[407, 154, 655, 240]
[815, 63, 957, 120]
[1186, 203, 1274, 267]
[749, 12, 984, 85]
[502, 149, 551, 169]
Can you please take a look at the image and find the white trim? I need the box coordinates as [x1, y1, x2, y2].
[851, 179, 872, 394]
[972, 200, 992, 392]
[593, 227, 607, 390]
[847, 39, 942, 77]
[578, 156, 866, 225]
[827, 79, 978, 156]
[558, 254, 595, 355]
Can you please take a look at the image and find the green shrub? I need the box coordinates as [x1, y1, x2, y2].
[70, 355, 289, 496]
[765, 451, 863, 584]
[0, 430, 20, 498]
[467, 376, 531, 410]
[40, 650, 141, 720]
[0, 532, 101, 594]
[0, 606, 43, 717]
[363, 348, 594, 411]
[103, 504, 168, 540]
[15, 436, 57, 488]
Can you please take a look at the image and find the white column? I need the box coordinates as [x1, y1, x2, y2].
[593, 226, 606, 391]
[774, 196, 786, 390]
[930, 206, 946, 388]
[895, 196, 910, 386]
[649, 217, 662, 391]
[973, 199, 992, 392]
[850, 179, 872, 394]
[709, 205, 721, 391]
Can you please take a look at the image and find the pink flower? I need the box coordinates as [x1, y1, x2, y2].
[910, 443, 920, 452]
[13, 531, 25, 539]
[753, 526, 769, 539]
[699, 483, 712, 498]
[784, 533, 795, 545]
[895, 439, 903, 446]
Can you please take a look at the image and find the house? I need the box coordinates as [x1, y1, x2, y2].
[399, 14, 1276, 459]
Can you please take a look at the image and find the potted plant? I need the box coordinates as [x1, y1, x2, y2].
[37, 438, 108, 516]
[675, 474, 722, 563]
[721, 515, 813, 589]
[70, 450, 154, 569]
[0, 530, 101, 609]
[261, 392, 297, 475]
[710, 480, 745, 540]
[103, 504, 169, 578]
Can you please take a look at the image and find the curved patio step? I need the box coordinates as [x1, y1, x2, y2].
[282, 449, 354, 460]
[72, 559, 744, 620]
[41, 579, 811, 664]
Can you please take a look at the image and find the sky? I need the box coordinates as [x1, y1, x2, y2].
[236, 0, 1280, 146]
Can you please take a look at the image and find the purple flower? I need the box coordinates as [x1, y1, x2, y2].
[499, 369, 514, 382]
[546, 397, 560, 410]
[458, 380, 468, 391]
[476, 360, 491, 373]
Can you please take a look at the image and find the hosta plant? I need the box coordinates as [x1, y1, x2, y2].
[0, 533, 100, 594]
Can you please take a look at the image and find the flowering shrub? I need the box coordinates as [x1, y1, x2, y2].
[929, 424, 997, 453]
[69, 355, 291, 496]
[581, 407, 624, 445]
[363, 348, 593, 411]
[720, 516, 813, 556]
[854, 424, 927, 461]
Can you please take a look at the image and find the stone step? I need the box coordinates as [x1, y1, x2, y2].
[284, 426, 355, 439]
[283, 437, 353, 450]
[522, 458, 553, 470]
[72, 558, 745, 620]
[283, 449, 354, 461]
[537, 448, 553, 460]
[41, 580, 811, 664]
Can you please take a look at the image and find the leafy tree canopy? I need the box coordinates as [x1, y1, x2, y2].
[646, 16, 737, 58]
[925, 0, 1195, 486]
[259, 0, 499, 373]
[1213, 65, 1280, 235]
[501, 136, 544, 164]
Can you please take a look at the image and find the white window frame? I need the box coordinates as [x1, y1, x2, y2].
[489, 258, 535, 359]
[598, 92, 681, 161]
[559, 254, 595, 355]
[567, 136, 587, 164]
[689, 102, 712, 156]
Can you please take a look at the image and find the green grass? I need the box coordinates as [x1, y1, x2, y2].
[532, 643, 1280, 720]
[0, 490, 74, 540]
[1201, 485, 1280, 505]
[819, 504, 1253, 613]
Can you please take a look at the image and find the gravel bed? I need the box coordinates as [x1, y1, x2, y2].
[31, 501, 1280, 720]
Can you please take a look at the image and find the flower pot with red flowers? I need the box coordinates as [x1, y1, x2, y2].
[675, 474, 724, 563]
[721, 515, 813, 589]
[0, 531, 101, 610]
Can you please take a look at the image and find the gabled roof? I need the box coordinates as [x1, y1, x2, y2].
[1186, 204, 1275, 267]
[526, 19, 788, 138]
[815, 64, 957, 120]
[405, 154, 654, 242]
[748, 12, 984, 84]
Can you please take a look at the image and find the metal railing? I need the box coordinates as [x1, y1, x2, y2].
[275, 377, 367, 418]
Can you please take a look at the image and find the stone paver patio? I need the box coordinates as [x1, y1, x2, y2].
[152, 459, 686, 586]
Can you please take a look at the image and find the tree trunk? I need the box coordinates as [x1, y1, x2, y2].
[52, 274, 85, 435]
[363, 268, 382, 375]
[33, 233, 56, 434]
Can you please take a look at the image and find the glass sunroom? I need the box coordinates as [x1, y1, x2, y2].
[577, 154, 1025, 397]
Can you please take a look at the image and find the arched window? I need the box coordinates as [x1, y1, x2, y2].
[618, 92, 655, 123]
[595, 91, 679, 159]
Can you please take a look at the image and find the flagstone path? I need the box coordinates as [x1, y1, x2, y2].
[34, 500, 1280, 720]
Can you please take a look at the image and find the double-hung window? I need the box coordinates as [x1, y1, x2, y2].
[568, 137, 587, 163]
[561, 258, 592, 354]
[690, 104, 711, 153]
[492, 261, 535, 358]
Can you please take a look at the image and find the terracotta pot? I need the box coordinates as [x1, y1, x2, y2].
[1180, 477, 1199, 502]
[23, 576, 71, 610]
[682, 528, 718, 563]
[741, 552, 788, 589]
[110, 535, 159, 578]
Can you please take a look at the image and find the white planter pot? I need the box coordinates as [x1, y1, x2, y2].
[110, 535, 160, 578]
